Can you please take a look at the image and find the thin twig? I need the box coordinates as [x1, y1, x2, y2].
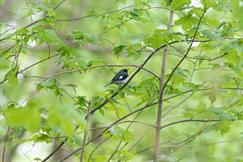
[153, 10, 208, 159]
[86, 40, 179, 118]
[135, 145, 153, 154]
[57, 5, 137, 21]
[19, 53, 59, 73]
[160, 119, 234, 129]
[161, 8, 207, 95]
[87, 135, 112, 162]
[53, 0, 66, 10]
[2, 128, 10, 162]
[23, 64, 160, 80]
[189, 48, 203, 82]
[12, 43, 23, 69]
[80, 101, 92, 162]
[86, 38, 215, 117]
[107, 111, 144, 162]
[0, 53, 59, 85]
[41, 138, 68, 162]
[99, 19, 131, 36]
[164, 128, 204, 161]
[107, 140, 123, 162]
[162, 93, 193, 117]
[0, 45, 15, 56]
[58, 102, 158, 162]
[128, 134, 146, 151]
[0, 0, 66, 42]
[56, 5, 172, 22]
[45, 86, 243, 162]
[116, 120, 156, 128]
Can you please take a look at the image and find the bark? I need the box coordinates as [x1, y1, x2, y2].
[153, 11, 174, 162]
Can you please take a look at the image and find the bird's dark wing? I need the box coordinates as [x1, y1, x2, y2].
[112, 70, 128, 82]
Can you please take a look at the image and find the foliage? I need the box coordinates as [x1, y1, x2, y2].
[0, 0, 242, 162]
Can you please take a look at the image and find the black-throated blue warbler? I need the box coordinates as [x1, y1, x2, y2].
[105, 69, 129, 87]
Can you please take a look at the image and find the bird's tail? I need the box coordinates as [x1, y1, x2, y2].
[104, 82, 111, 87]
[104, 81, 112, 87]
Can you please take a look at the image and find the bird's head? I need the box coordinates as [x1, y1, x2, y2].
[121, 69, 128, 73]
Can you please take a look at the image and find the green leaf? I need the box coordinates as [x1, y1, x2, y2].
[57, 45, 72, 57]
[47, 8, 56, 18]
[0, 57, 10, 69]
[60, 119, 74, 137]
[75, 96, 88, 108]
[211, 108, 235, 121]
[86, 59, 107, 67]
[165, 0, 173, 6]
[2, 83, 23, 101]
[113, 45, 126, 56]
[188, 7, 204, 17]
[175, 14, 198, 32]
[171, 0, 191, 10]
[72, 31, 100, 44]
[170, 67, 190, 84]
[233, 6, 243, 31]
[148, 30, 183, 48]
[230, 0, 239, 10]
[208, 93, 216, 104]
[33, 157, 42, 162]
[213, 121, 231, 135]
[128, 8, 143, 20]
[137, 77, 159, 105]
[36, 79, 64, 98]
[122, 130, 134, 142]
[33, 133, 51, 143]
[225, 49, 240, 64]
[201, 0, 217, 8]
[91, 96, 105, 108]
[39, 29, 61, 43]
[201, 29, 221, 40]
[4, 101, 41, 132]
[4, 66, 19, 85]
[98, 108, 104, 116]
[48, 106, 76, 137]
[205, 16, 220, 28]
[65, 83, 77, 93]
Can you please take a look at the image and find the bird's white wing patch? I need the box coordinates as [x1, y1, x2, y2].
[119, 75, 123, 80]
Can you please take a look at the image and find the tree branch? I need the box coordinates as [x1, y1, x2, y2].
[55, 85, 243, 162]
[154, 10, 174, 162]
[86, 37, 216, 118]
[23, 64, 160, 80]
[86, 40, 179, 118]
[19, 54, 59, 74]
[56, 5, 172, 22]
[1, 128, 10, 162]
[0, 0, 66, 42]
[160, 119, 234, 130]
[161, 8, 207, 95]
[58, 102, 158, 162]
[0, 53, 59, 85]
[41, 138, 68, 162]
[116, 120, 156, 128]
[87, 135, 112, 162]
[107, 110, 144, 161]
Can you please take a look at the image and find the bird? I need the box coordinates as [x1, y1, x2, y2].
[105, 69, 129, 87]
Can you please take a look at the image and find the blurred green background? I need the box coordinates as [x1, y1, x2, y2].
[0, 0, 243, 161]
